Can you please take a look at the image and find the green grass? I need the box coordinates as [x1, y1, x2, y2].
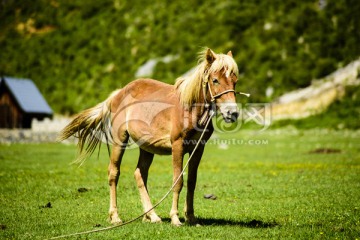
[1, 129, 360, 239]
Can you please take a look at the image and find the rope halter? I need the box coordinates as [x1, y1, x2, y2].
[198, 80, 250, 126]
[205, 81, 250, 103]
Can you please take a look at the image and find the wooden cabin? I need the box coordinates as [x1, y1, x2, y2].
[0, 76, 53, 128]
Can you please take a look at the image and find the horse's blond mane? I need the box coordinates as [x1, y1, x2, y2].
[174, 49, 239, 106]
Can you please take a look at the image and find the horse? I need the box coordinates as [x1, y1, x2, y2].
[58, 48, 239, 226]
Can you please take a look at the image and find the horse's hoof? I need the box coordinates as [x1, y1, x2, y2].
[185, 214, 198, 226]
[151, 216, 162, 223]
[111, 219, 123, 225]
[171, 219, 182, 227]
[143, 214, 162, 223]
[109, 216, 123, 225]
[172, 222, 182, 227]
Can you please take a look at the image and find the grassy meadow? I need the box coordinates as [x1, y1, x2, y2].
[0, 128, 359, 239]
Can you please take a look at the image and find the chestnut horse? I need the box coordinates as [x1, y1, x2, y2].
[58, 48, 239, 226]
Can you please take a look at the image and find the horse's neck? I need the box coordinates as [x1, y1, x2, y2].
[192, 89, 213, 126]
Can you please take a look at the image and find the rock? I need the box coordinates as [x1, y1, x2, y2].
[39, 202, 52, 208]
[204, 193, 217, 200]
[78, 187, 89, 193]
[272, 58, 360, 120]
[0, 116, 73, 144]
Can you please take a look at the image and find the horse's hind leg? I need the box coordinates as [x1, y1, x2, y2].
[134, 148, 162, 223]
[108, 140, 128, 224]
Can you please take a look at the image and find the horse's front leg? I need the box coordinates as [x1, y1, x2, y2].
[184, 146, 204, 225]
[170, 140, 184, 226]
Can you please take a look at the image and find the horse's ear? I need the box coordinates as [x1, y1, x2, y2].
[206, 48, 216, 64]
[227, 51, 233, 57]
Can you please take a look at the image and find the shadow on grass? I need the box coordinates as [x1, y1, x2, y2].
[198, 217, 279, 228]
[161, 217, 279, 228]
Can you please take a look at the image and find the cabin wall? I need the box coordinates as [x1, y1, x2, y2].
[0, 91, 27, 128]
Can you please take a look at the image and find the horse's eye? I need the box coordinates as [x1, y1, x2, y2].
[212, 78, 219, 85]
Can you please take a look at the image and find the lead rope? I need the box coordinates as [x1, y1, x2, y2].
[47, 110, 216, 240]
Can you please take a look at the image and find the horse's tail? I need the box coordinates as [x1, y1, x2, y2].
[58, 89, 121, 164]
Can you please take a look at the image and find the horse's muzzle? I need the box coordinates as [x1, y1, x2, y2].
[223, 111, 239, 123]
[219, 103, 239, 123]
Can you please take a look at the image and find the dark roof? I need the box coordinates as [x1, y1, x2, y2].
[0, 76, 53, 115]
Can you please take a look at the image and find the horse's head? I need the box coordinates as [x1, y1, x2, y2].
[205, 49, 239, 123]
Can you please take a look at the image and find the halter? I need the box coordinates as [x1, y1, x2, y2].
[198, 80, 250, 126]
[203, 80, 250, 103]
[208, 84, 235, 102]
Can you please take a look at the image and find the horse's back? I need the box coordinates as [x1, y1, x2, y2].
[126, 78, 174, 99]
[111, 78, 177, 155]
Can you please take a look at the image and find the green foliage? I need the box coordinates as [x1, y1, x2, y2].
[0, 130, 360, 239]
[1, 0, 359, 113]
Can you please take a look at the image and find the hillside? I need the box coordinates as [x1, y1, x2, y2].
[272, 58, 360, 120]
[1, 0, 360, 114]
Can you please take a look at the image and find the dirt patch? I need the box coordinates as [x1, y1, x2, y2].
[309, 148, 342, 154]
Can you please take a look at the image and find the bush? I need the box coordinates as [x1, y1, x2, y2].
[1, 0, 359, 114]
